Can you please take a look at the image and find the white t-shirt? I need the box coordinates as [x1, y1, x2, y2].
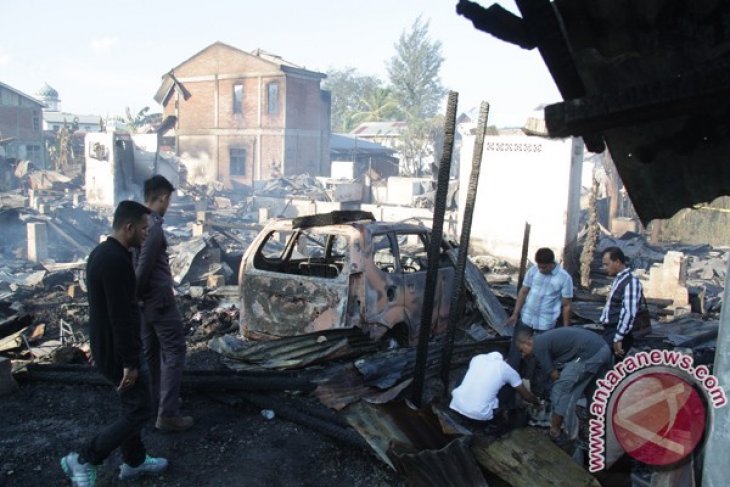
[449, 352, 522, 421]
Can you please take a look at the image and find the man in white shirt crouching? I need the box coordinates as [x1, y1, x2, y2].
[450, 352, 540, 429]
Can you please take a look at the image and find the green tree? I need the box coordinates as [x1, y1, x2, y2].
[387, 16, 446, 119]
[323, 68, 383, 132]
[349, 87, 401, 127]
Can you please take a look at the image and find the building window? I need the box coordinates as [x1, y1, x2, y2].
[33, 112, 40, 132]
[230, 148, 246, 176]
[233, 83, 243, 114]
[267, 82, 279, 115]
[26, 145, 42, 164]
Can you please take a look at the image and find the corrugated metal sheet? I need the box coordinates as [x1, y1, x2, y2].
[208, 328, 378, 370]
[391, 436, 489, 487]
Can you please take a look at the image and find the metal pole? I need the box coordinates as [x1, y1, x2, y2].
[440, 101, 490, 389]
[411, 91, 458, 407]
[702, 256, 730, 485]
[517, 222, 531, 292]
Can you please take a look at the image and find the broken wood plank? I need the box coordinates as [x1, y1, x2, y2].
[471, 428, 600, 487]
[0, 314, 32, 339]
[459, 252, 510, 335]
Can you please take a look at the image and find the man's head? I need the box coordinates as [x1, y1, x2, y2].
[515, 328, 535, 357]
[602, 246, 627, 277]
[143, 175, 175, 216]
[535, 247, 556, 275]
[112, 200, 151, 248]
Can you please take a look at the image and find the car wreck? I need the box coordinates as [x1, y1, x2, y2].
[238, 210, 458, 345]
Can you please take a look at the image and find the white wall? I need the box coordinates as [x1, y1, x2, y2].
[458, 133, 583, 266]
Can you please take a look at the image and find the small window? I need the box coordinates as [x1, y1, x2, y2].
[33, 112, 40, 132]
[25, 145, 42, 164]
[396, 233, 429, 273]
[372, 234, 397, 273]
[230, 148, 246, 176]
[267, 82, 279, 115]
[233, 83, 243, 114]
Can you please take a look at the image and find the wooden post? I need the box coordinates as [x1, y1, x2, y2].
[517, 222, 531, 292]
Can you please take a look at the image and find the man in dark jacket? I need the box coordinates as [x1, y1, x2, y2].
[61, 200, 168, 486]
[135, 175, 193, 432]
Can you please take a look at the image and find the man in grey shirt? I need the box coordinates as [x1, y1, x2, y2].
[515, 327, 611, 444]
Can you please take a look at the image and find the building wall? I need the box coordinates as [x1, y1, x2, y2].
[458, 134, 583, 268]
[0, 86, 45, 166]
[164, 43, 329, 186]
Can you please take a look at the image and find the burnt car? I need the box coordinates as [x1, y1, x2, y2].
[238, 211, 455, 345]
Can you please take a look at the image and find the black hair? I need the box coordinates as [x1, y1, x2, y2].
[143, 175, 175, 203]
[535, 247, 555, 265]
[112, 200, 151, 230]
[515, 328, 534, 344]
[602, 246, 627, 264]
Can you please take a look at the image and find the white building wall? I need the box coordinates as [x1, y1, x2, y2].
[458, 133, 583, 267]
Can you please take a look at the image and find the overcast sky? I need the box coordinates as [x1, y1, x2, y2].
[0, 0, 560, 127]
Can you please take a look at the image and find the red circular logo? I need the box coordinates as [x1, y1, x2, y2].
[611, 372, 706, 466]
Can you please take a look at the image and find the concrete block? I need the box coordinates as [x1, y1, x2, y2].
[192, 223, 206, 237]
[258, 207, 269, 224]
[196, 210, 208, 222]
[331, 160, 355, 179]
[189, 286, 205, 298]
[0, 356, 18, 396]
[207, 275, 225, 289]
[27, 222, 48, 262]
[644, 251, 689, 307]
[386, 177, 428, 206]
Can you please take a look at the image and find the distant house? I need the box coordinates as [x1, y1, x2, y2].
[155, 41, 331, 188]
[0, 81, 45, 167]
[35, 83, 102, 132]
[329, 133, 398, 179]
[350, 121, 406, 152]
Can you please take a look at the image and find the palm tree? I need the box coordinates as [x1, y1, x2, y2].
[349, 87, 401, 127]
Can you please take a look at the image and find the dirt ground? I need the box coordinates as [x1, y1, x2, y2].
[0, 351, 402, 487]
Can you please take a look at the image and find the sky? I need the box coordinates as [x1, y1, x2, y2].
[0, 0, 561, 128]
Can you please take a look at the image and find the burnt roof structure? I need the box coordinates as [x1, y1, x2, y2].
[458, 0, 730, 225]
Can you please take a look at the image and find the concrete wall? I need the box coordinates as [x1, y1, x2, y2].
[458, 133, 583, 266]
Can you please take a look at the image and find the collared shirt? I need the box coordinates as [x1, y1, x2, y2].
[600, 268, 643, 342]
[520, 264, 573, 331]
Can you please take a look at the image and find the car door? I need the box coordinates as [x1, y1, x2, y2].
[398, 232, 455, 340]
[241, 226, 350, 339]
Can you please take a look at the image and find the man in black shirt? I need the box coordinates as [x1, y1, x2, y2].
[61, 201, 168, 486]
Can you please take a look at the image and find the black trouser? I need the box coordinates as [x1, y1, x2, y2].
[602, 326, 634, 362]
[81, 368, 152, 467]
[142, 317, 186, 418]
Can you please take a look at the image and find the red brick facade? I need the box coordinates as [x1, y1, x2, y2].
[0, 82, 45, 167]
[159, 42, 330, 188]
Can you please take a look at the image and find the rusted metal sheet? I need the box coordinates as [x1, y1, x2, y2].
[342, 400, 458, 469]
[209, 329, 377, 370]
[391, 436, 489, 487]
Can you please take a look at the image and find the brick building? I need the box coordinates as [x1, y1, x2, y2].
[155, 42, 330, 188]
[0, 81, 45, 167]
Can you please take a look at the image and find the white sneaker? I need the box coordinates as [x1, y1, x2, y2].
[60, 452, 97, 487]
[118, 454, 168, 480]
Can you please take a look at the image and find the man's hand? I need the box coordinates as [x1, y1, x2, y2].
[503, 315, 518, 328]
[550, 369, 560, 382]
[613, 341, 625, 357]
[117, 367, 138, 392]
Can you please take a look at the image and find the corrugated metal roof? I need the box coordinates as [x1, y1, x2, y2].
[330, 133, 395, 153]
[350, 121, 407, 137]
[44, 112, 101, 126]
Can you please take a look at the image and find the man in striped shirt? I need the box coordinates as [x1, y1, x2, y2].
[600, 246, 643, 359]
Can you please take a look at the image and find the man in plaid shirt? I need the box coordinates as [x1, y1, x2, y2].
[600, 246, 644, 359]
